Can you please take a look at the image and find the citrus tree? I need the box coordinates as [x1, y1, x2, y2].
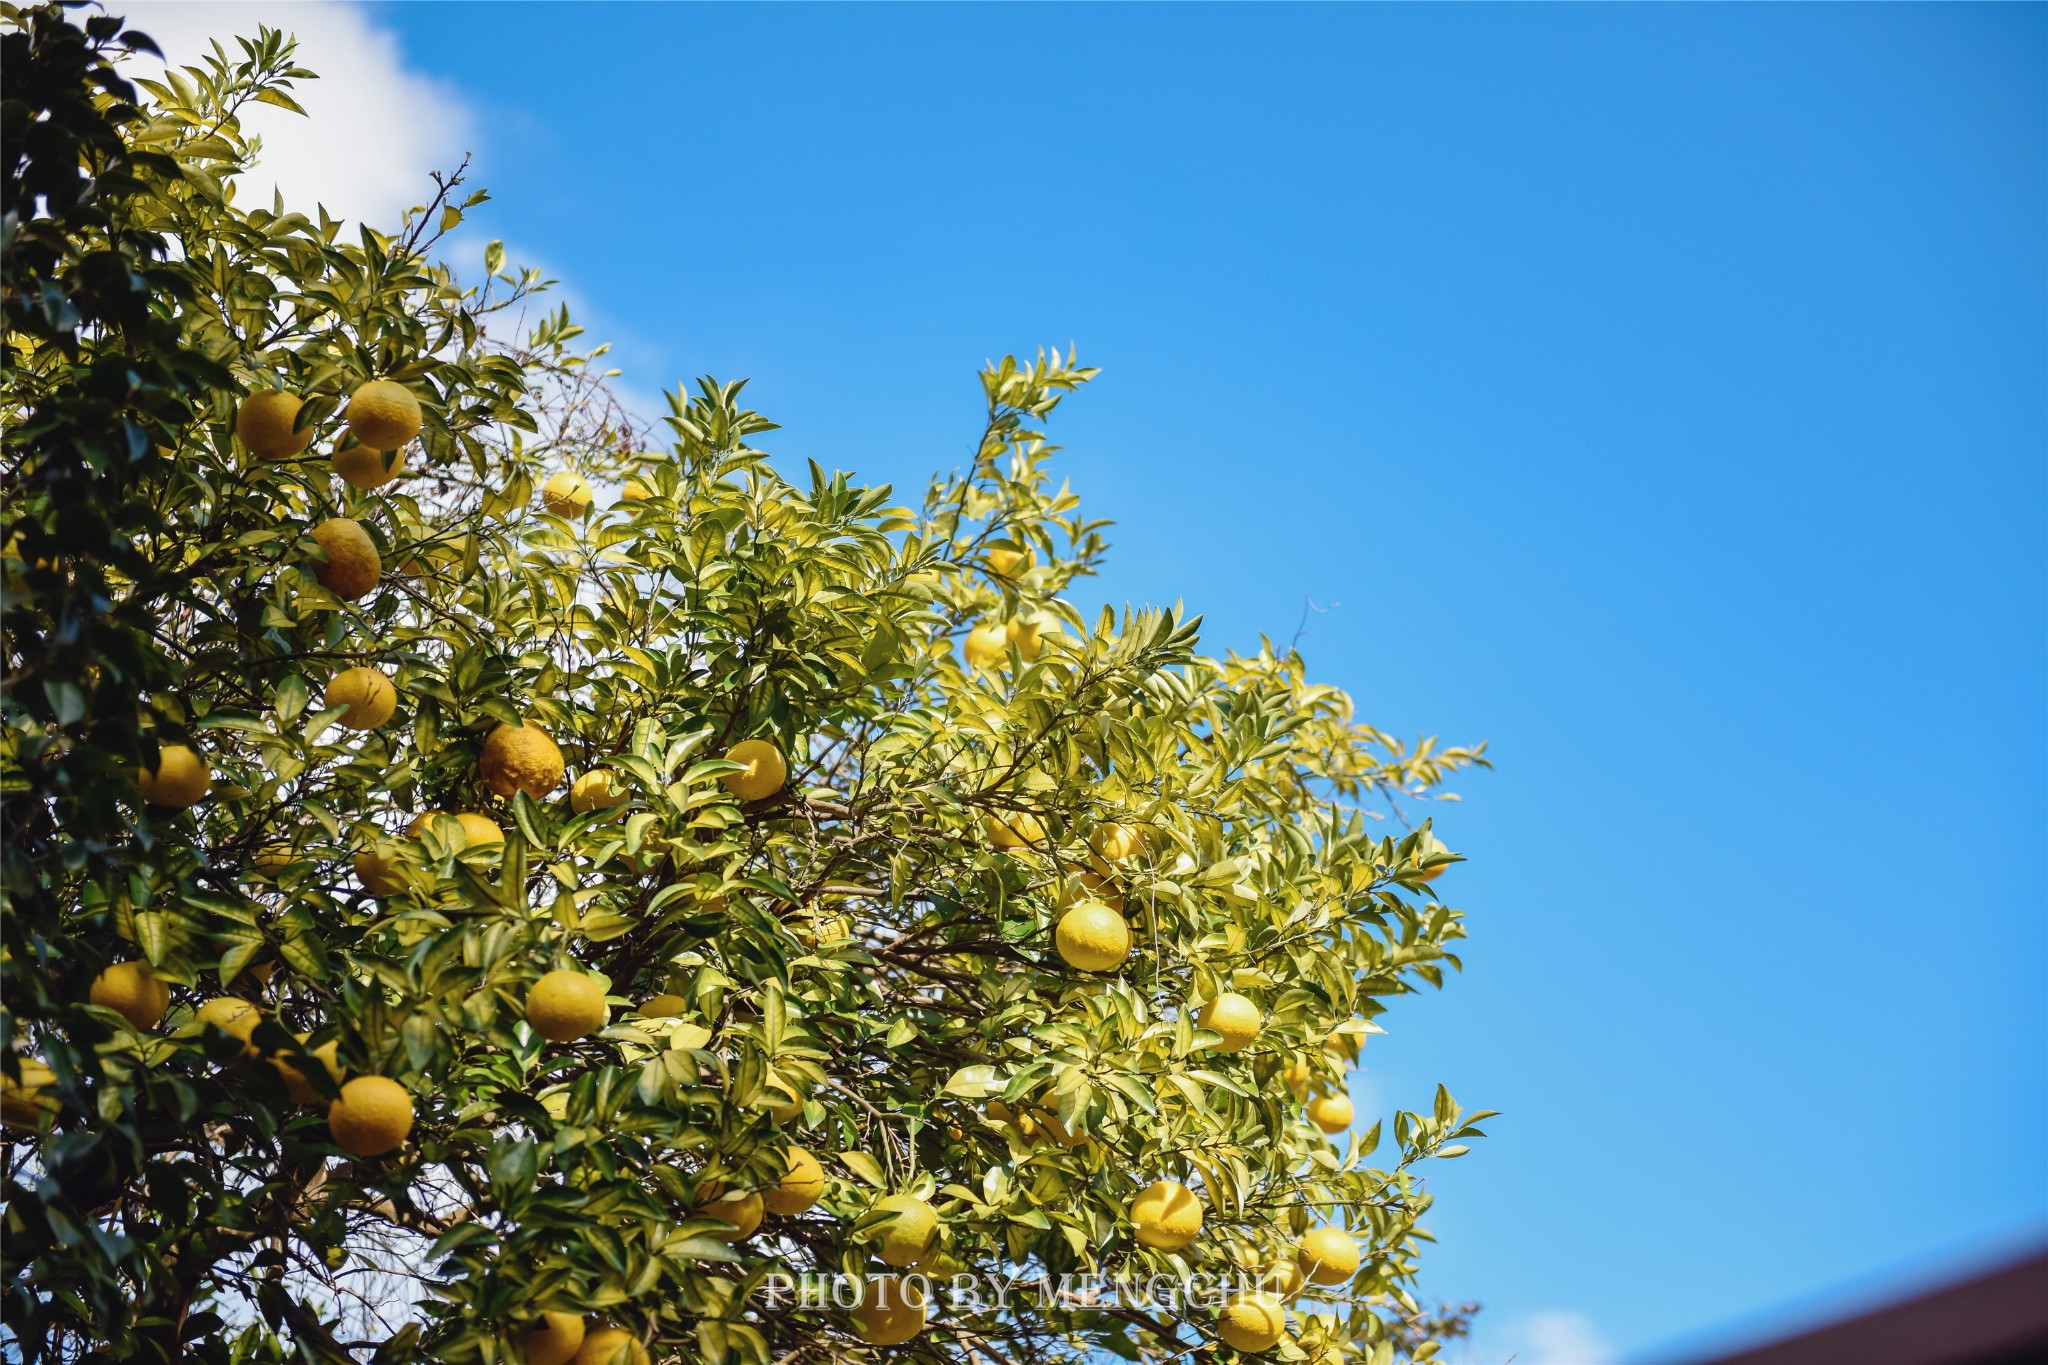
[1, 7, 1494, 1364]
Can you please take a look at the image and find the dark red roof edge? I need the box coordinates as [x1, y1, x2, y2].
[1697, 1247, 2048, 1365]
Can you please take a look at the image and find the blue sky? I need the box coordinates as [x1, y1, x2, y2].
[163, 2, 2048, 1360]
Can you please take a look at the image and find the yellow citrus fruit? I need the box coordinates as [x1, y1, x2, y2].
[985, 1097, 1036, 1140]
[327, 1074, 414, 1156]
[237, 390, 312, 460]
[764, 1078, 809, 1123]
[407, 812, 469, 847]
[762, 1146, 826, 1216]
[1324, 1028, 1365, 1065]
[985, 545, 1030, 579]
[852, 1276, 926, 1346]
[636, 993, 688, 1018]
[332, 441, 405, 490]
[1216, 1292, 1286, 1352]
[1090, 822, 1148, 863]
[570, 769, 629, 813]
[1076, 867, 1125, 910]
[520, 1312, 586, 1365]
[345, 379, 422, 451]
[1298, 1227, 1360, 1286]
[1005, 617, 1043, 660]
[324, 666, 397, 730]
[962, 621, 1008, 670]
[1028, 1105, 1088, 1147]
[871, 1193, 939, 1267]
[526, 969, 609, 1043]
[985, 810, 1045, 850]
[137, 743, 209, 808]
[196, 997, 261, 1055]
[540, 471, 594, 517]
[617, 476, 654, 503]
[480, 721, 564, 800]
[1306, 1093, 1353, 1134]
[455, 812, 503, 847]
[1131, 1179, 1203, 1250]
[310, 517, 381, 600]
[1281, 1057, 1313, 1098]
[573, 1326, 650, 1365]
[721, 738, 787, 802]
[1196, 992, 1262, 1053]
[695, 1186, 763, 1242]
[1415, 831, 1450, 883]
[251, 843, 294, 877]
[275, 1035, 343, 1104]
[0, 1060, 59, 1131]
[89, 962, 170, 1029]
[353, 843, 405, 897]
[1259, 1257, 1305, 1298]
[1055, 901, 1131, 972]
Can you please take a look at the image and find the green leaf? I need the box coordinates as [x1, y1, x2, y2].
[839, 1150, 886, 1187]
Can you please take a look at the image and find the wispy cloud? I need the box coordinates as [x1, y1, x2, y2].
[1516, 1310, 1617, 1365]
[123, 1, 474, 229]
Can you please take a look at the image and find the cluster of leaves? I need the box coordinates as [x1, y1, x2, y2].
[2, 7, 1492, 1365]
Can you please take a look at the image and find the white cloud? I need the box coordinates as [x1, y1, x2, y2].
[1516, 1310, 1617, 1365]
[122, 1, 474, 228]
[122, 4, 675, 430]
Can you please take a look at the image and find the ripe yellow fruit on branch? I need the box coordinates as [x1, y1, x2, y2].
[540, 471, 594, 517]
[570, 769, 629, 812]
[196, 996, 261, 1055]
[985, 545, 1031, 579]
[332, 441, 405, 489]
[617, 476, 654, 503]
[1297, 1226, 1360, 1286]
[572, 1327, 649, 1365]
[762, 1146, 826, 1216]
[324, 666, 397, 730]
[326, 1075, 414, 1156]
[1130, 1179, 1203, 1250]
[274, 1035, 343, 1104]
[1306, 1093, 1353, 1134]
[762, 1078, 808, 1123]
[455, 812, 503, 847]
[89, 962, 169, 1029]
[520, 1312, 585, 1365]
[251, 843, 294, 877]
[1006, 617, 1043, 660]
[636, 993, 688, 1018]
[0, 1060, 58, 1131]
[1055, 901, 1131, 972]
[237, 390, 312, 460]
[870, 1193, 939, 1267]
[1196, 992, 1263, 1053]
[480, 721, 564, 800]
[1216, 1291, 1286, 1352]
[345, 379, 422, 451]
[526, 969, 609, 1042]
[852, 1276, 927, 1346]
[137, 743, 209, 807]
[986, 810, 1045, 850]
[962, 621, 1008, 670]
[721, 738, 787, 802]
[1414, 830, 1451, 883]
[310, 518, 381, 600]
[697, 1187, 764, 1242]
[1259, 1257, 1305, 1298]
[1090, 822, 1148, 863]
